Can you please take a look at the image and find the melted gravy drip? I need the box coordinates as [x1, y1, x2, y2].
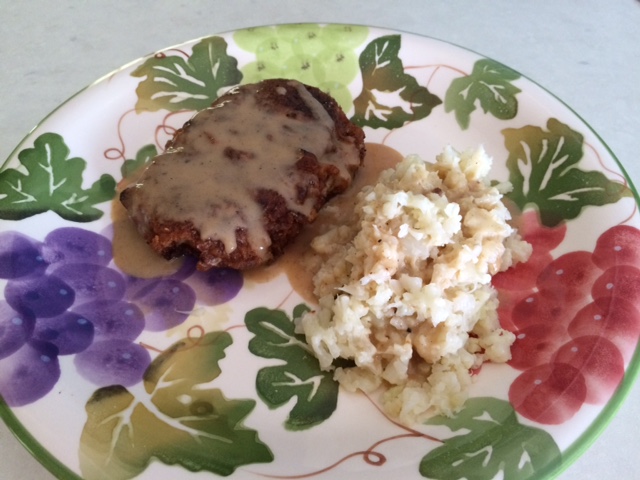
[113, 143, 403, 292]
[126, 80, 355, 259]
[245, 143, 404, 302]
[111, 198, 184, 278]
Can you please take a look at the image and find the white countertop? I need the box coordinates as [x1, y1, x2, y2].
[1, 1, 639, 479]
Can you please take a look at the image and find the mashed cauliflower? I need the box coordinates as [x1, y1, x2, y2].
[296, 146, 531, 424]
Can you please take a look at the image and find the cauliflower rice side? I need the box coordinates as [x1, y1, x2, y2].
[295, 146, 532, 425]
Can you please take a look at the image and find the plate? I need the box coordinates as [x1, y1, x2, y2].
[1, 24, 639, 480]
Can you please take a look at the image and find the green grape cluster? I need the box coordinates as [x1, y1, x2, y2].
[233, 24, 368, 112]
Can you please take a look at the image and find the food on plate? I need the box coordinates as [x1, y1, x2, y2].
[296, 146, 532, 424]
[243, 143, 405, 302]
[120, 79, 365, 270]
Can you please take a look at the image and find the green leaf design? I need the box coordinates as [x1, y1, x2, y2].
[120, 144, 157, 180]
[234, 24, 369, 112]
[0, 132, 116, 222]
[444, 58, 521, 130]
[131, 36, 243, 113]
[351, 35, 442, 129]
[504, 118, 632, 227]
[79, 332, 273, 480]
[420, 397, 561, 480]
[245, 304, 339, 430]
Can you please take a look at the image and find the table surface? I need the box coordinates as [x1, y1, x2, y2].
[1, 1, 639, 479]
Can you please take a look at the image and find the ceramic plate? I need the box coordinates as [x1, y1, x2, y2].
[1, 24, 639, 480]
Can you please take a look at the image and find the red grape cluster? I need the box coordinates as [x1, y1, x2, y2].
[493, 211, 640, 425]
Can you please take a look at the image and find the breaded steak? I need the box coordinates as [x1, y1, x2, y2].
[120, 79, 365, 270]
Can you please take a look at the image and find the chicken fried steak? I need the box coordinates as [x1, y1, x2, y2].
[120, 79, 366, 270]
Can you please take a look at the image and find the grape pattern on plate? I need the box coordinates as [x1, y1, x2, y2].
[493, 212, 640, 424]
[0, 227, 243, 406]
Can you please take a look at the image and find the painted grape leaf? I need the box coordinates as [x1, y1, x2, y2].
[444, 58, 521, 130]
[245, 304, 339, 430]
[504, 118, 632, 227]
[120, 144, 157, 180]
[79, 331, 273, 480]
[351, 35, 442, 129]
[420, 397, 561, 480]
[0, 133, 116, 222]
[132, 36, 243, 113]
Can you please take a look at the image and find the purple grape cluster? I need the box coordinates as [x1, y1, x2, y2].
[0, 227, 243, 406]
